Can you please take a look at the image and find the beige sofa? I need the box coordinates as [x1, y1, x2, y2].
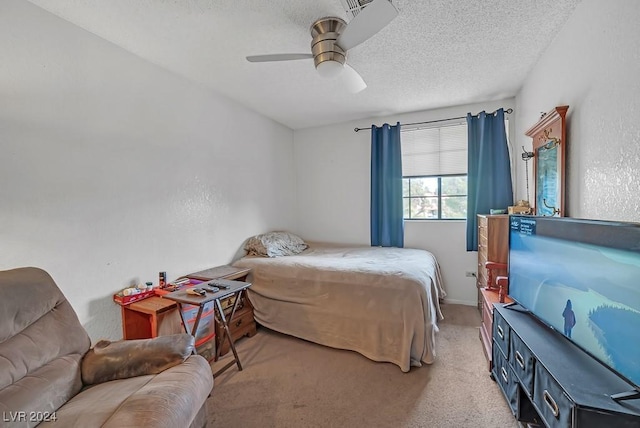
[0, 267, 214, 427]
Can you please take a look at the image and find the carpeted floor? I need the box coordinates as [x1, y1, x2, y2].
[206, 303, 518, 428]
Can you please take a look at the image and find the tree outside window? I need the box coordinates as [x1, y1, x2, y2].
[403, 175, 467, 220]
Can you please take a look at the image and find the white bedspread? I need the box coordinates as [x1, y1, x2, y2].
[232, 242, 446, 372]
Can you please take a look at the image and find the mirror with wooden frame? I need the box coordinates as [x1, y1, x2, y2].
[525, 105, 569, 217]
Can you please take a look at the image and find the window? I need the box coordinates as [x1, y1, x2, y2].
[401, 122, 468, 220]
[403, 175, 467, 219]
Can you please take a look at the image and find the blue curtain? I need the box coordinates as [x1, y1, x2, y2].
[371, 122, 404, 247]
[466, 109, 513, 251]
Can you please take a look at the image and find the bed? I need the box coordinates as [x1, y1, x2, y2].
[231, 233, 446, 372]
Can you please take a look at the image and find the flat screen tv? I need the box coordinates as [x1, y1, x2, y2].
[508, 215, 640, 396]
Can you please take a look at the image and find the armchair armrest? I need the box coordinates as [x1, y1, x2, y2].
[81, 333, 195, 386]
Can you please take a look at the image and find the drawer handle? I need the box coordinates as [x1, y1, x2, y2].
[235, 319, 243, 328]
[497, 325, 504, 339]
[543, 389, 560, 418]
[515, 350, 525, 369]
[501, 367, 509, 384]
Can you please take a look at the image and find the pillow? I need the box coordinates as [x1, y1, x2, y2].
[244, 231, 308, 257]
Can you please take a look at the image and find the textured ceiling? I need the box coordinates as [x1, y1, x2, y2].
[27, 0, 581, 129]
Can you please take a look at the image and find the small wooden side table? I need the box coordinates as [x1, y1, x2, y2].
[120, 296, 181, 340]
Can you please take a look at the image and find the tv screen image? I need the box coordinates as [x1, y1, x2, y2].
[508, 216, 640, 389]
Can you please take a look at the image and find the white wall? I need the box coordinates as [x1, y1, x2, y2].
[515, 0, 640, 222]
[0, 1, 296, 342]
[294, 99, 515, 306]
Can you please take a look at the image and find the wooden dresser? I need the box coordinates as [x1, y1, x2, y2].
[480, 288, 512, 371]
[477, 214, 510, 370]
[214, 295, 256, 357]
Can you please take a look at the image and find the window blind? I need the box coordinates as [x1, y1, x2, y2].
[401, 122, 468, 177]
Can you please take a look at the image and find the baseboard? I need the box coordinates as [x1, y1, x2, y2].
[442, 298, 477, 306]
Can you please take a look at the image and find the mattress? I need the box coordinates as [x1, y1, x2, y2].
[232, 242, 446, 372]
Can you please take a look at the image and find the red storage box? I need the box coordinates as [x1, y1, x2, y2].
[113, 289, 155, 306]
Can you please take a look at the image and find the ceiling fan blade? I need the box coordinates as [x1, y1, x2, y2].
[336, 0, 398, 51]
[246, 54, 313, 62]
[341, 64, 367, 93]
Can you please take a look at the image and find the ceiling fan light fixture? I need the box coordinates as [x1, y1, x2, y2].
[316, 59, 344, 79]
[246, 1, 397, 92]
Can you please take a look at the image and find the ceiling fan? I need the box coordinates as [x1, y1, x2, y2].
[246, 0, 398, 93]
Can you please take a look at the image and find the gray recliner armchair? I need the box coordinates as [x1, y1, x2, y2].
[0, 267, 213, 427]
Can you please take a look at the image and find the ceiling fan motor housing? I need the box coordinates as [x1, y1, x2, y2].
[310, 17, 347, 68]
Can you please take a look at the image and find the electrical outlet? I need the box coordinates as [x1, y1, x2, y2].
[465, 271, 477, 278]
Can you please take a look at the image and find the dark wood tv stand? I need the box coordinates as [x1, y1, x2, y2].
[492, 304, 640, 427]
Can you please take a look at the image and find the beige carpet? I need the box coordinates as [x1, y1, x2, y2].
[206, 303, 518, 428]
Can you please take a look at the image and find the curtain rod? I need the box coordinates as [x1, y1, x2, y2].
[353, 108, 513, 132]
